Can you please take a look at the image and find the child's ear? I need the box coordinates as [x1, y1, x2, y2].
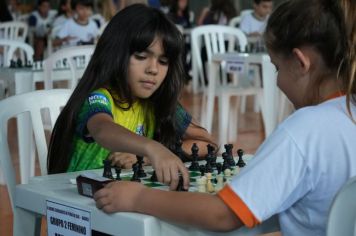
[292, 48, 311, 75]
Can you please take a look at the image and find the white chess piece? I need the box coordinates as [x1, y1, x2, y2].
[224, 168, 232, 177]
[206, 173, 215, 193]
[215, 175, 224, 192]
[197, 176, 207, 193]
[233, 166, 240, 175]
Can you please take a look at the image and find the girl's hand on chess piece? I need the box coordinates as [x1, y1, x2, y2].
[108, 152, 151, 169]
[146, 142, 189, 191]
[94, 181, 144, 213]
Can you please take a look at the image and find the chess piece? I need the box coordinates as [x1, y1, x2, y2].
[197, 176, 207, 193]
[215, 175, 224, 192]
[222, 152, 230, 171]
[136, 155, 146, 178]
[224, 144, 236, 166]
[224, 168, 232, 177]
[233, 166, 240, 175]
[216, 163, 223, 175]
[207, 144, 217, 168]
[150, 171, 158, 182]
[102, 159, 113, 179]
[206, 173, 215, 193]
[236, 149, 246, 167]
[130, 163, 141, 182]
[189, 143, 200, 171]
[199, 165, 206, 176]
[16, 58, 23, 68]
[176, 175, 188, 191]
[115, 166, 122, 181]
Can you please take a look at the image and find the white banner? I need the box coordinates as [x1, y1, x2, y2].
[47, 200, 91, 236]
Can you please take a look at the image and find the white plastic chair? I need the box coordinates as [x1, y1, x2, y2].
[0, 39, 34, 67]
[46, 24, 62, 56]
[229, 16, 241, 28]
[0, 21, 28, 41]
[191, 25, 261, 145]
[326, 175, 356, 236]
[0, 89, 72, 209]
[42, 45, 95, 89]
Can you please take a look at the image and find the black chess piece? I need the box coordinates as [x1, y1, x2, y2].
[216, 163, 223, 175]
[175, 175, 188, 191]
[224, 144, 236, 166]
[131, 163, 141, 182]
[150, 170, 158, 182]
[136, 155, 147, 178]
[205, 153, 213, 173]
[189, 143, 200, 171]
[222, 152, 230, 171]
[199, 165, 206, 176]
[115, 166, 122, 181]
[207, 144, 217, 168]
[236, 149, 246, 167]
[102, 159, 113, 179]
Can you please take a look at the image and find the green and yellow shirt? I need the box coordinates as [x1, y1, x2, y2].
[68, 88, 191, 172]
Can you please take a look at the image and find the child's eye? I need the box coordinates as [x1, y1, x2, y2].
[134, 53, 147, 60]
[159, 57, 169, 65]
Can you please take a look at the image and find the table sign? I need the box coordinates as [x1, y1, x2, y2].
[46, 200, 91, 236]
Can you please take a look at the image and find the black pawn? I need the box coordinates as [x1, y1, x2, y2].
[10, 60, 16, 68]
[236, 149, 246, 167]
[136, 155, 146, 178]
[199, 165, 206, 176]
[115, 166, 122, 181]
[150, 170, 158, 182]
[16, 58, 23, 68]
[189, 143, 200, 171]
[130, 163, 141, 182]
[102, 159, 113, 179]
[176, 175, 188, 191]
[216, 163, 223, 175]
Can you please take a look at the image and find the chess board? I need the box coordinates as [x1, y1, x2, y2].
[111, 154, 253, 192]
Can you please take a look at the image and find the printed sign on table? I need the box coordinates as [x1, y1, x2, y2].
[47, 200, 91, 236]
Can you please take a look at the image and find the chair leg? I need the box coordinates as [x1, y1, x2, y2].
[219, 95, 230, 146]
[200, 93, 207, 128]
[228, 96, 240, 143]
[240, 95, 247, 114]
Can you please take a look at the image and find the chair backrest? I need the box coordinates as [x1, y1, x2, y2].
[326, 175, 356, 236]
[191, 25, 247, 92]
[0, 89, 72, 210]
[229, 16, 241, 28]
[42, 45, 95, 89]
[0, 39, 34, 67]
[46, 24, 63, 56]
[0, 21, 28, 41]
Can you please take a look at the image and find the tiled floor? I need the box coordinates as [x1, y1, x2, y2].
[0, 86, 269, 235]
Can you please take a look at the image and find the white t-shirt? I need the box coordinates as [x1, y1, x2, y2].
[29, 10, 57, 37]
[228, 96, 356, 235]
[56, 18, 99, 47]
[239, 12, 267, 35]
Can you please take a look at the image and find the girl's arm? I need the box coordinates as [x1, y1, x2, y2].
[94, 181, 243, 232]
[87, 113, 189, 190]
[181, 119, 218, 158]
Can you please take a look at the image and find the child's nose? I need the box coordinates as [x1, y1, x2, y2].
[146, 59, 158, 75]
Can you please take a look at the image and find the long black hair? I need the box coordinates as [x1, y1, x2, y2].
[48, 4, 185, 174]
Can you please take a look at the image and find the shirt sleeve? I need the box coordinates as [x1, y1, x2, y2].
[218, 126, 312, 224]
[175, 103, 192, 138]
[76, 90, 113, 142]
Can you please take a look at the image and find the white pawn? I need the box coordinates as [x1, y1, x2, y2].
[206, 173, 215, 193]
[233, 166, 240, 175]
[224, 168, 232, 177]
[215, 175, 224, 192]
[197, 176, 207, 193]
